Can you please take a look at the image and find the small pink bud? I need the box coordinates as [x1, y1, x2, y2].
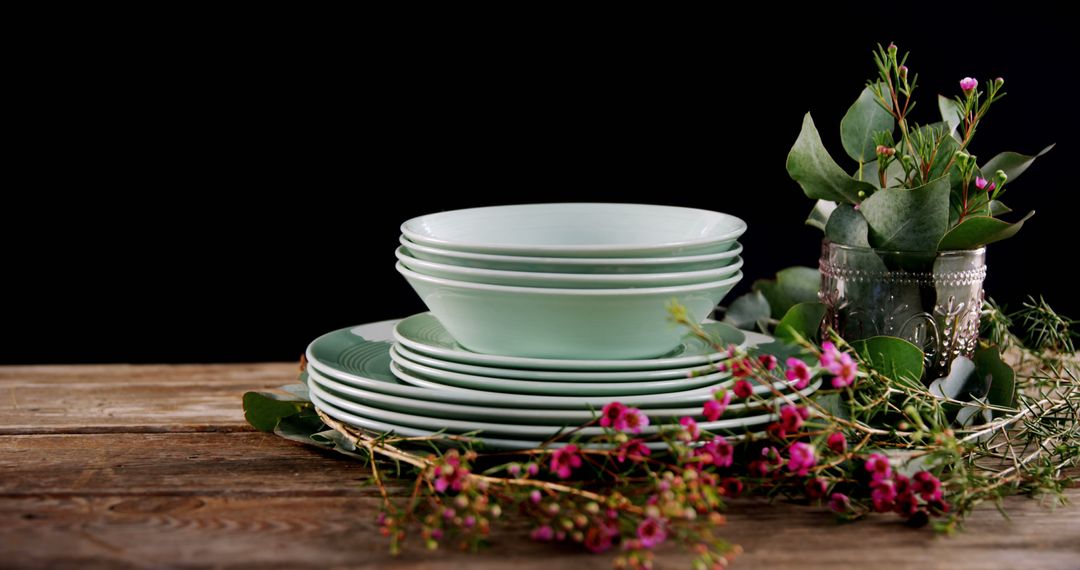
[898, 65, 908, 79]
[960, 77, 978, 92]
[975, 177, 995, 192]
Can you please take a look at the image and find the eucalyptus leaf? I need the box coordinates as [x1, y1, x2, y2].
[981, 144, 1054, 182]
[852, 336, 924, 382]
[989, 200, 1012, 216]
[813, 393, 850, 420]
[753, 267, 821, 319]
[928, 357, 977, 400]
[243, 391, 310, 433]
[279, 383, 310, 399]
[806, 199, 837, 232]
[938, 211, 1035, 250]
[861, 176, 950, 251]
[775, 302, 826, 344]
[841, 85, 895, 162]
[723, 290, 771, 331]
[275, 409, 326, 442]
[787, 113, 877, 204]
[975, 345, 1016, 412]
[824, 203, 870, 247]
[938, 95, 963, 139]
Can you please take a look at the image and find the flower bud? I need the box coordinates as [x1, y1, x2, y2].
[887, 42, 898, 56]
[898, 65, 908, 79]
[994, 77, 1005, 89]
[959, 77, 978, 92]
[995, 169, 1008, 185]
[954, 151, 972, 167]
[857, 190, 866, 199]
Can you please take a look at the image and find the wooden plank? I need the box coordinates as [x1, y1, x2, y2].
[1, 432, 1077, 569]
[0, 364, 299, 434]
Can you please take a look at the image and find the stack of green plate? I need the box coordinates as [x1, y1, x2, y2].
[305, 314, 819, 450]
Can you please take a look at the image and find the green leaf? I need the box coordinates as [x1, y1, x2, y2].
[723, 290, 771, 331]
[841, 85, 895, 163]
[928, 357, 978, 400]
[813, 393, 850, 420]
[989, 200, 1012, 216]
[806, 199, 837, 232]
[775, 302, 826, 344]
[852, 336, 925, 382]
[981, 144, 1054, 182]
[274, 408, 326, 442]
[753, 267, 821, 319]
[938, 95, 963, 139]
[243, 391, 310, 432]
[938, 211, 1035, 250]
[974, 345, 1016, 412]
[787, 113, 877, 204]
[860, 176, 950, 251]
[824, 203, 870, 247]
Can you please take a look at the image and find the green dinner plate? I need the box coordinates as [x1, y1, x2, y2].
[393, 313, 745, 371]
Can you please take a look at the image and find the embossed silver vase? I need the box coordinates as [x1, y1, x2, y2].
[818, 241, 986, 381]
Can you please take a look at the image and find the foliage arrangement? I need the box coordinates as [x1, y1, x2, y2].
[245, 298, 1078, 569]
[788, 43, 1053, 252]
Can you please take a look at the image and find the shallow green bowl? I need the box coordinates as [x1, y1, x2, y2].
[397, 262, 743, 360]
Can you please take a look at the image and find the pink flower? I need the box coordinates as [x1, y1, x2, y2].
[758, 354, 778, 371]
[894, 491, 920, 518]
[707, 389, 732, 420]
[975, 177, 996, 192]
[698, 436, 734, 468]
[913, 471, 942, 501]
[599, 402, 627, 430]
[828, 352, 858, 388]
[805, 477, 829, 500]
[622, 408, 650, 434]
[819, 342, 840, 368]
[785, 358, 812, 389]
[780, 405, 809, 434]
[584, 522, 618, 553]
[549, 445, 582, 479]
[864, 453, 892, 482]
[787, 442, 816, 476]
[529, 489, 542, 504]
[526, 463, 539, 476]
[871, 480, 897, 512]
[731, 358, 754, 378]
[432, 452, 468, 493]
[960, 77, 978, 92]
[733, 379, 754, 399]
[531, 525, 555, 541]
[636, 517, 667, 549]
[721, 477, 744, 497]
[828, 492, 851, 513]
[679, 416, 700, 441]
[826, 432, 847, 455]
[614, 439, 651, 464]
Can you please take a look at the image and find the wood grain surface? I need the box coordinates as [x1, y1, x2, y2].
[1, 364, 1077, 570]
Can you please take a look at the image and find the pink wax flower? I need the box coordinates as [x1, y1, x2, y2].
[679, 416, 700, 440]
[819, 342, 841, 368]
[731, 358, 754, 378]
[433, 452, 468, 493]
[780, 405, 810, 434]
[960, 77, 978, 92]
[864, 453, 892, 482]
[622, 407, 650, 434]
[785, 357, 812, 389]
[758, 354, 778, 371]
[975, 177, 996, 192]
[614, 439, 651, 464]
[599, 402, 627, 430]
[913, 471, 943, 501]
[787, 442, 816, 476]
[699, 436, 734, 468]
[828, 492, 851, 513]
[704, 389, 732, 421]
[529, 489, 542, 504]
[721, 477, 744, 497]
[530, 525, 555, 541]
[636, 517, 667, 549]
[733, 379, 754, 399]
[805, 477, 829, 499]
[894, 491, 920, 518]
[828, 352, 858, 388]
[549, 445, 582, 479]
[827, 432, 848, 455]
[871, 479, 897, 513]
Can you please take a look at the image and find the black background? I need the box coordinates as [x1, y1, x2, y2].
[4, 7, 1075, 364]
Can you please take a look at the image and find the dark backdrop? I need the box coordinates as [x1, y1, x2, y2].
[4, 7, 1075, 364]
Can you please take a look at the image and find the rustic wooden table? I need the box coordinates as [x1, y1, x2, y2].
[1, 363, 1077, 569]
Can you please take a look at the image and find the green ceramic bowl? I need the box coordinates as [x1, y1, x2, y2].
[397, 262, 743, 359]
[397, 246, 743, 288]
[400, 237, 743, 274]
[401, 203, 747, 258]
